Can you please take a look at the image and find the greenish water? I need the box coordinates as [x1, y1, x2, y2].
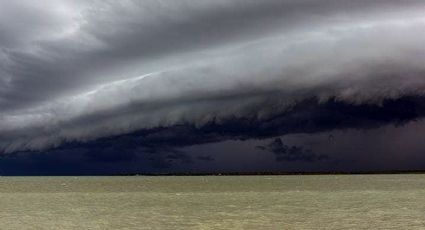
[0, 175, 424, 229]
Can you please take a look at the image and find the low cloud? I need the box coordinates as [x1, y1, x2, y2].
[17, 95, 424, 158]
[256, 138, 328, 162]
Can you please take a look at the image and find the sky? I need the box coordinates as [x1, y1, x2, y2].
[1, 0, 425, 175]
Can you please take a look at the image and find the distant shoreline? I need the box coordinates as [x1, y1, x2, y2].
[117, 170, 425, 176]
[2, 170, 425, 176]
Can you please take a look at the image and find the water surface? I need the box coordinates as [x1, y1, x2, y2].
[0, 175, 424, 229]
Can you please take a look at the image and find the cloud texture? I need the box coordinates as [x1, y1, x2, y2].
[1, 0, 425, 153]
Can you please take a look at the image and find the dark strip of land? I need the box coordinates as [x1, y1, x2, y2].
[117, 170, 425, 176]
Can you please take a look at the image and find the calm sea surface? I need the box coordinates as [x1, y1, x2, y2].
[0, 175, 424, 229]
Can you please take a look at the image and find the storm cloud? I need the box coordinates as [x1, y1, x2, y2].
[256, 138, 329, 162]
[1, 0, 425, 153]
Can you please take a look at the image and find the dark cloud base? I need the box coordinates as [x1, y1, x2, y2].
[2, 95, 423, 175]
[82, 94, 425, 149]
[256, 138, 329, 162]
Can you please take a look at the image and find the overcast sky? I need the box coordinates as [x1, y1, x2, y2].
[1, 0, 425, 174]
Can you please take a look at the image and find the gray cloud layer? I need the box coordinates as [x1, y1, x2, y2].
[1, 0, 425, 153]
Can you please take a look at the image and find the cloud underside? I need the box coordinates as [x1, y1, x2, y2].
[10, 95, 425, 155]
[1, 1, 425, 153]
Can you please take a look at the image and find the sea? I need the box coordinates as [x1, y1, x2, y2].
[0, 175, 424, 229]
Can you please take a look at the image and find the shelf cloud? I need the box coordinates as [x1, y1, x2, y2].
[1, 0, 425, 153]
